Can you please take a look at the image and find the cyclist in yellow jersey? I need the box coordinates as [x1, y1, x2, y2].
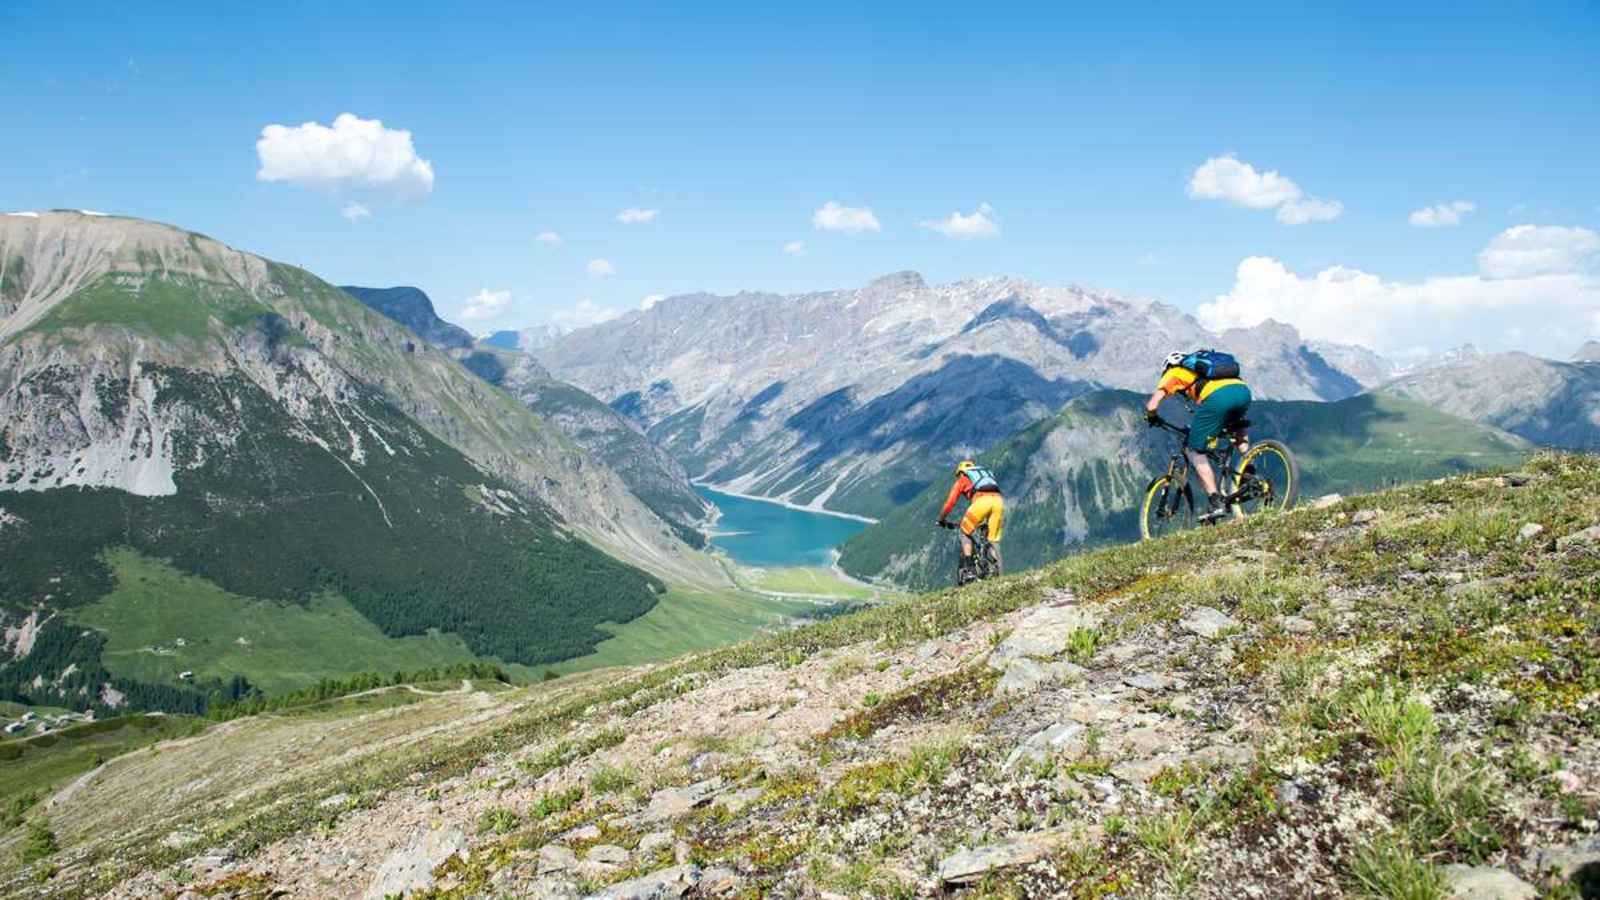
[1144, 351, 1252, 521]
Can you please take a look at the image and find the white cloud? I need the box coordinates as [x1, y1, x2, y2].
[534, 230, 563, 245]
[551, 298, 622, 330]
[812, 201, 881, 234]
[1478, 224, 1600, 279]
[1409, 201, 1475, 228]
[340, 202, 371, 221]
[640, 294, 664, 310]
[783, 240, 807, 256]
[256, 113, 434, 201]
[1276, 197, 1344, 225]
[616, 207, 659, 224]
[459, 289, 511, 322]
[1196, 240, 1599, 354]
[586, 258, 615, 276]
[919, 203, 1000, 239]
[1187, 154, 1341, 225]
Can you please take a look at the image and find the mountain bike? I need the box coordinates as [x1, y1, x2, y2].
[939, 520, 1000, 585]
[1140, 414, 1299, 541]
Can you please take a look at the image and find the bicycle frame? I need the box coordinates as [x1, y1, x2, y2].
[1153, 418, 1249, 508]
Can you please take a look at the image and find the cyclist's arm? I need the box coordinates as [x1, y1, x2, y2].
[1144, 387, 1168, 414]
[939, 475, 968, 519]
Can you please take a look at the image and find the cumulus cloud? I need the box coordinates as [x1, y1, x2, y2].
[1409, 201, 1475, 228]
[459, 289, 511, 322]
[1187, 154, 1341, 225]
[783, 240, 807, 256]
[340, 202, 371, 222]
[640, 294, 664, 310]
[1276, 197, 1344, 225]
[616, 207, 659, 224]
[1196, 230, 1600, 354]
[919, 203, 1000, 239]
[1477, 224, 1600, 279]
[256, 113, 434, 202]
[534, 231, 563, 245]
[586, 258, 615, 276]
[551, 298, 622, 330]
[812, 201, 881, 234]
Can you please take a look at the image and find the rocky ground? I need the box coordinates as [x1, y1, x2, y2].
[6, 453, 1599, 899]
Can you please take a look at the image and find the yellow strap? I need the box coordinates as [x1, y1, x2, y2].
[1197, 378, 1244, 402]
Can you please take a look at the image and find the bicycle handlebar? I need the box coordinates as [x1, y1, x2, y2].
[1149, 414, 1189, 436]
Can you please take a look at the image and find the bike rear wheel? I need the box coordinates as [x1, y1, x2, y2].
[1235, 440, 1299, 516]
[1140, 473, 1194, 541]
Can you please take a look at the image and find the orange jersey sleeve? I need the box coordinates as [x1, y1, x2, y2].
[941, 473, 971, 518]
[1157, 367, 1197, 398]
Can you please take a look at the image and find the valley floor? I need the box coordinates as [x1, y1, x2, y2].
[4, 454, 1598, 899]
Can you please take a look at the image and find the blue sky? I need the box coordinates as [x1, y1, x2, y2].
[4, 1, 1597, 352]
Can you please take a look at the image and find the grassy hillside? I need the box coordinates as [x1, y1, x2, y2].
[66, 550, 534, 695]
[839, 390, 1532, 589]
[0, 364, 662, 714]
[5, 454, 1594, 898]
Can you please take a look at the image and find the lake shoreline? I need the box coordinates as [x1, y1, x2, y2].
[692, 483, 880, 525]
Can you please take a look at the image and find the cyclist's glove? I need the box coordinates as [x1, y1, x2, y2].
[1144, 409, 1161, 427]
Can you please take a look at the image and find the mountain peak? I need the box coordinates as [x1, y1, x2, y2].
[866, 270, 927, 292]
[1574, 340, 1600, 362]
[341, 285, 474, 351]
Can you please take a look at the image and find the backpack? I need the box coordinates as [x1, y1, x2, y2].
[1181, 349, 1241, 383]
[963, 464, 999, 493]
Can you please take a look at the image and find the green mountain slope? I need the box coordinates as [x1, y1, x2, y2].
[0, 212, 690, 714]
[340, 284, 712, 542]
[839, 390, 1533, 589]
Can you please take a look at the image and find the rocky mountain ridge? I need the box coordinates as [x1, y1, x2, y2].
[341, 285, 711, 539]
[532, 273, 1396, 518]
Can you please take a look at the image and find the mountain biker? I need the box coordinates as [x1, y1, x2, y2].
[937, 460, 1004, 578]
[1144, 350, 1252, 522]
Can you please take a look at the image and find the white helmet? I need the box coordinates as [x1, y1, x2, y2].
[1164, 351, 1186, 369]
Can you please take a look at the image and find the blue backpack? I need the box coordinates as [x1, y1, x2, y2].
[963, 465, 999, 493]
[1181, 349, 1241, 382]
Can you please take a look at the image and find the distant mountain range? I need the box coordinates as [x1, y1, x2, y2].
[0, 212, 710, 713]
[1375, 346, 1600, 451]
[838, 390, 1534, 588]
[530, 273, 1411, 518]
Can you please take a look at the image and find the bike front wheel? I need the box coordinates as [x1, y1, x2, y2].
[1140, 473, 1194, 541]
[1235, 440, 1300, 517]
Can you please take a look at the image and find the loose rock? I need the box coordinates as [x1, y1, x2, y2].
[1440, 864, 1536, 900]
[540, 844, 580, 874]
[636, 778, 723, 824]
[1181, 606, 1238, 639]
[363, 826, 467, 900]
[588, 844, 631, 866]
[587, 864, 703, 900]
[1517, 522, 1545, 542]
[1556, 524, 1600, 550]
[937, 833, 1063, 884]
[1312, 493, 1343, 510]
[989, 604, 1101, 665]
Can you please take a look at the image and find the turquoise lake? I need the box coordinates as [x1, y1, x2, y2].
[696, 487, 869, 567]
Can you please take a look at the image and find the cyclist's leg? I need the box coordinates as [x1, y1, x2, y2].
[1188, 400, 1228, 514]
[977, 494, 1003, 574]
